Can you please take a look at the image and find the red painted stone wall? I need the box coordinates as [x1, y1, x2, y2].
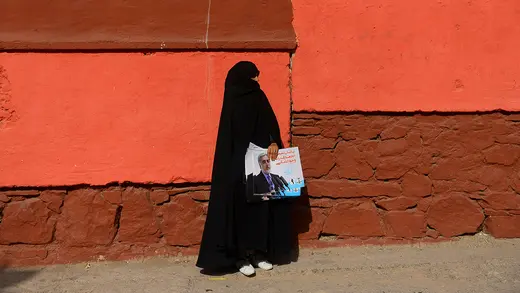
[291, 113, 520, 241]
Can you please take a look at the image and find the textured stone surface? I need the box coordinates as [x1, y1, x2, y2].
[375, 154, 419, 180]
[323, 201, 383, 237]
[432, 180, 487, 194]
[307, 180, 401, 198]
[190, 190, 210, 201]
[168, 187, 204, 196]
[292, 136, 337, 151]
[485, 216, 520, 238]
[0, 192, 10, 202]
[296, 208, 327, 240]
[376, 197, 418, 211]
[467, 165, 511, 191]
[333, 142, 373, 180]
[292, 126, 322, 136]
[156, 195, 206, 246]
[56, 189, 118, 247]
[417, 197, 433, 213]
[300, 150, 335, 178]
[309, 198, 335, 208]
[427, 194, 485, 237]
[1, 190, 40, 197]
[102, 190, 123, 205]
[150, 190, 170, 205]
[117, 188, 161, 243]
[384, 211, 427, 238]
[483, 144, 520, 165]
[480, 192, 520, 211]
[0, 199, 55, 244]
[0, 247, 49, 266]
[402, 173, 432, 197]
[429, 157, 481, 181]
[377, 139, 409, 156]
[40, 190, 65, 213]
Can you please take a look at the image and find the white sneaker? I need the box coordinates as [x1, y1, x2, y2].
[252, 259, 273, 271]
[237, 261, 255, 276]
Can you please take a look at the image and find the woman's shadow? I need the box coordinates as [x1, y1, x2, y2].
[0, 264, 40, 291]
[288, 185, 313, 264]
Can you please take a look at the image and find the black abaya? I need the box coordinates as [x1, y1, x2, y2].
[196, 61, 295, 271]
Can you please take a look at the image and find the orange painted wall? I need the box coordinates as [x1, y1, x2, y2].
[0, 53, 290, 187]
[291, 0, 520, 112]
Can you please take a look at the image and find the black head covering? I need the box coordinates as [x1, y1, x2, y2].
[224, 61, 260, 89]
[221, 60, 282, 149]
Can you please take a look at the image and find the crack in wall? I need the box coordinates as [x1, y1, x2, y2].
[204, 0, 212, 49]
[288, 52, 295, 146]
[111, 206, 123, 243]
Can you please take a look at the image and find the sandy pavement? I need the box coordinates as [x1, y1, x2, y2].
[1, 233, 519, 293]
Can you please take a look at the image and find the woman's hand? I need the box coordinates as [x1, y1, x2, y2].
[268, 143, 279, 161]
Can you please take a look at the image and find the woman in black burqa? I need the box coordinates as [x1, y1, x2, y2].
[196, 61, 295, 276]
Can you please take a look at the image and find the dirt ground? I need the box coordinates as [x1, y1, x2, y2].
[1, 233, 519, 293]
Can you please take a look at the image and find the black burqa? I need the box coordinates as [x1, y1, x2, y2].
[196, 61, 295, 271]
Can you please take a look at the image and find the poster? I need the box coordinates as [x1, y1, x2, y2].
[245, 143, 304, 202]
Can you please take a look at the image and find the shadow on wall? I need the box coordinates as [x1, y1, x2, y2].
[274, 188, 313, 266]
[291, 186, 313, 256]
[0, 264, 39, 291]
